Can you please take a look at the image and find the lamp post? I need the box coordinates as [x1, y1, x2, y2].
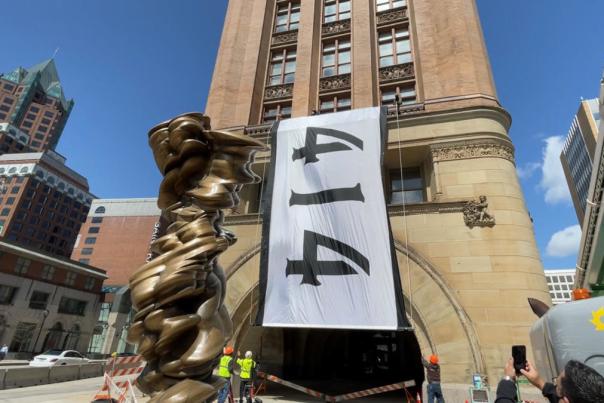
[32, 309, 49, 354]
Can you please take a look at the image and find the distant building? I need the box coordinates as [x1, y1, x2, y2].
[561, 98, 601, 223]
[0, 239, 106, 356]
[544, 269, 576, 305]
[0, 59, 74, 152]
[0, 151, 93, 257]
[71, 198, 160, 355]
[576, 73, 604, 297]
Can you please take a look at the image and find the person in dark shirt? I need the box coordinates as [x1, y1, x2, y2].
[495, 357, 604, 403]
[422, 355, 444, 403]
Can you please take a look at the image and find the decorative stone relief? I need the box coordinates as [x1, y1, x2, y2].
[376, 8, 407, 26]
[430, 139, 515, 163]
[244, 124, 272, 138]
[386, 103, 425, 117]
[319, 73, 351, 92]
[272, 30, 298, 46]
[264, 83, 294, 100]
[463, 196, 496, 228]
[322, 20, 351, 36]
[379, 63, 414, 82]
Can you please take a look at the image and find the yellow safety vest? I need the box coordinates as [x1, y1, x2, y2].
[237, 358, 256, 380]
[218, 355, 233, 378]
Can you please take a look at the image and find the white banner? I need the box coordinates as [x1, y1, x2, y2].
[256, 107, 407, 330]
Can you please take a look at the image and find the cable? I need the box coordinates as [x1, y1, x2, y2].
[394, 96, 414, 330]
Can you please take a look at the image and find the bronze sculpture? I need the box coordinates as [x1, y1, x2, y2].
[127, 112, 266, 402]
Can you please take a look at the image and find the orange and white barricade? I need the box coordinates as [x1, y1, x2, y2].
[91, 355, 144, 402]
[92, 374, 137, 402]
[104, 355, 145, 390]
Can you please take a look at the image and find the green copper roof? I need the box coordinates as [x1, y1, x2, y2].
[3, 67, 27, 83]
[1, 59, 73, 110]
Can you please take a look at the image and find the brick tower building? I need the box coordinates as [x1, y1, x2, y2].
[203, 0, 549, 385]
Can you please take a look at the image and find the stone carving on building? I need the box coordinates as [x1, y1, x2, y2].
[463, 196, 496, 228]
[272, 30, 298, 46]
[386, 103, 425, 117]
[127, 113, 266, 402]
[319, 73, 351, 92]
[430, 139, 515, 164]
[264, 83, 294, 100]
[376, 8, 408, 26]
[379, 63, 414, 83]
[322, 20, 351, 36]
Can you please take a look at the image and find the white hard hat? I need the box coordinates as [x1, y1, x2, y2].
[245, 351, 253, 358]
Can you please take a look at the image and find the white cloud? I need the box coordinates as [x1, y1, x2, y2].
[539, 136, 571, 204]
[546, 225, 581, 257]
[516, 162, 541, 179]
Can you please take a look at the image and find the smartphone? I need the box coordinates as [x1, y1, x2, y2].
[512, 345, 527, 375]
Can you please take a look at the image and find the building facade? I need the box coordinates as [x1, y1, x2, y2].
[575, 74, 604, 297]
[544, 269, 576, 305]
[0, 240, 106, 357]
[205, 0, 550, 385]
[561, 98, 601, 223]
[71, 198, 160, 355]
[0, 151, 93, 257]
[0, 59, 73, 152]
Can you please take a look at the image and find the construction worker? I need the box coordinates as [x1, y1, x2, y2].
[422, 354, 444, 403]
[217, 346, 235, 403]
[237, 350, 257, 403]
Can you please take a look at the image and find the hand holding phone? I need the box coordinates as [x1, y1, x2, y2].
[512, 345, 527, 376]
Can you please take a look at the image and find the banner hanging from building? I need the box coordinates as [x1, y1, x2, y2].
[255, 107, 408, 330]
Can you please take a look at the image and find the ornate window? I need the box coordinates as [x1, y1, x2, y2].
[319, 95, 352, 113]
[389, 168, 424, 204]
[378, 27, 411, 67]
[380, 86, 416, 106]
[376, 0, 406, 11]
[268, 49, 297, 85]
[64, 271, 77, 286]
[321, 39, 351, 77]
[275, 2, 300, 32]
[41, 265, 55, 280]
[263, 103, 292, 123]
[324, 0, 351, 23]
[14, 257, 30, 275]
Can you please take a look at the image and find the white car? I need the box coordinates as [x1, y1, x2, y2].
[29, 349, 89, 367]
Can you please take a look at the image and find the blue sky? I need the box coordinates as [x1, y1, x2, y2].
[1, 1, 602, 269]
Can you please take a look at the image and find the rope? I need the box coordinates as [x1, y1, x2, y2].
[394, 99, 414, 330]
[248, 140, 269, 326]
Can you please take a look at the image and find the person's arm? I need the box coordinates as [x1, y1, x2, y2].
[421, 357, 429, 368]
[495, 379, 517, 403]
[495, 358, 518, 403]
[228, 358, 234, 373]
[520, 361, 560, 403]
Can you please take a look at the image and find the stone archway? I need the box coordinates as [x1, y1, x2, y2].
[222, 239, 484, 383]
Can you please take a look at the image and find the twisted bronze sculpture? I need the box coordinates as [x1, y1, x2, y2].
[127, 113, 266, 402]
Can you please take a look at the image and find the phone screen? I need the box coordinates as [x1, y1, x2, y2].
[512, 345, 526, 375]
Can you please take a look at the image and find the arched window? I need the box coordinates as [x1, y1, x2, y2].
[8, 167, 17, 174]
[47, 177, 55, 185]
[43, 322, 64, 351]
[58, 182, 65, 190]
[94, 206, 106, 214]
[19, 167, 28, 174]
[64, 324, 80, 351]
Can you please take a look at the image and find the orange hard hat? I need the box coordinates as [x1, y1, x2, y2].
[224, 346, 234, 355]
[429, 355, 439, 364]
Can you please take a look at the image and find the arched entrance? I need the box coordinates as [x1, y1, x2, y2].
[64, 324, 80, 350]
[222, 239, 484, 387]
[43, 322, 64, 351]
